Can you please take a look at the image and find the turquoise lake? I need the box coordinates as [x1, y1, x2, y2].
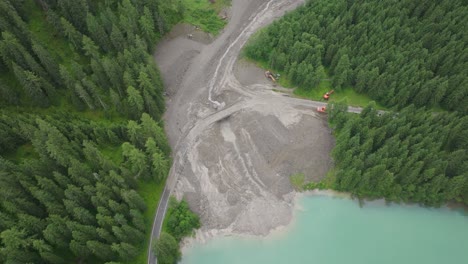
[180, 194, 468, 264]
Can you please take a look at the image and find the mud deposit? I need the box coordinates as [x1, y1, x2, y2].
[154, 0, 334, 237]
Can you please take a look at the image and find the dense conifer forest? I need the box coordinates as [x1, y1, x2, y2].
[329, 102, 468, 206]
[245, 0, 467, 205]
[0, 0, 183, 263]
[245, 0, 467, 113]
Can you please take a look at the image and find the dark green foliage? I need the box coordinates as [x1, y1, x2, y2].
[60, 17, 83, 50]
[152, 197, 200, 264]
[0, 0, 29, 47]
[0, 2, 183, 262]
[153, 232, 181, 264]
[0, 0, 180, 118]
[0, 112, 170, 263]
[329, 103, 468, 206]
[31, 40, 62, 86]
[245, 0, 468, 113]
[57, 0, 89, 32]
[245, 0, 468, 207]
[12, 63, 51, 107]
[166, 198, 201, 242]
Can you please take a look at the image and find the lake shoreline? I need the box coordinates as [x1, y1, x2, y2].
[180, 189, 353, 252]
[181, 188, 467, 254]
[180, 192, 468, 264]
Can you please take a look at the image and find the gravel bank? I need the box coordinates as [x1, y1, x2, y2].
[154, 0, 334, 240]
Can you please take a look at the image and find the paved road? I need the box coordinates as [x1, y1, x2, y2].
[147, 187, 169, 264]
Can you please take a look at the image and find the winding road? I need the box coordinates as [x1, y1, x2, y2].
[148, 0, 365, 263]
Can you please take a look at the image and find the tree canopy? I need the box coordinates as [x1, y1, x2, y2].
[329, 102, 468, 206]
[153, 198, 200, 264]
[153, 232, 181, 264]
[0, 0, 180, 262]
[245, 0, 467, 113]
[166, 198, 201, 242]
[0, 111, 171, 263]
[244, 0, 467, 206]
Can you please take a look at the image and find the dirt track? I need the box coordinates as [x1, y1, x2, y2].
[154, 0, 335, 240]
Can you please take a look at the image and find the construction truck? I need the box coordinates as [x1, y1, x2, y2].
[317, 106, 326, 113]
[265, 70, 280, 83]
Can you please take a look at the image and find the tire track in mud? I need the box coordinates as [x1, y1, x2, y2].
[208, 0, 278, 108]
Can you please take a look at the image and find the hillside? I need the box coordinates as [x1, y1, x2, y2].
[328, 102, 468, 206]
[0, 0, 181, 263]
[244, 0, 468, 206]
[245, 0, 467, 113]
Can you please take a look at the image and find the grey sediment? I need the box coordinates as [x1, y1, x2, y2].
[154, 0, 335, 242]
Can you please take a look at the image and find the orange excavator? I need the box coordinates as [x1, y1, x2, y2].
[323, 90, 334, 100]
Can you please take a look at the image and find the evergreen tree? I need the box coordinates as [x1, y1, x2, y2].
[31, 40, 62, 86]
[12, 63, 50, 107]
[87, 240, 114, 261]
[153, 232, 181, 264]
[60, 17, 83, 50]
[111, 242, 139, 261]
[82, 35, 100, 58]
[86, 14, 111, 52]
[58, 0, 89, 32]
[126, 86, 144, 119]
[122, 142, 148, 179]
[332, 54, 351, 90]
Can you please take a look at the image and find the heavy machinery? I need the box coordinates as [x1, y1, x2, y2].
[323, 90, 334, 100]
[317, 106, 326, 113]
[265, 70, 280, 83]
